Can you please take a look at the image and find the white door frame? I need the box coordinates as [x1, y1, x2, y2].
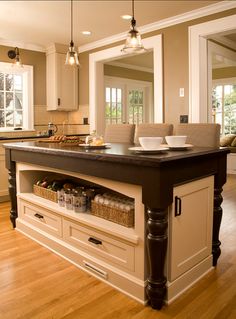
[189, 14, 236, 123]
[89, 35, 163, 134]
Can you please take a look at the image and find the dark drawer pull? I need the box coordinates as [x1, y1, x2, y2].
[88, 237, 102, 245]
[175, 196, 182, 217]
[34, 213, 44, 219]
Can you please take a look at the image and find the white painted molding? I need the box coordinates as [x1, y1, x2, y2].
[189, 14, 236, 123]
[0, 38, 45, 52]
[105, 61, 153, 74]
[79, 1, 236, 53]
[89, 35, 163, 134]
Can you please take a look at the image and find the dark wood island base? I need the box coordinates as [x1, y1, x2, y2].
[4, 142, 229, 310]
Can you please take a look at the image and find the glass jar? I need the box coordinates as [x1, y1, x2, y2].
[65, 189, 73, 210]
[73, 189, 87, 213]
[85, 130, 104, 146]
[57, 189, 65, 207]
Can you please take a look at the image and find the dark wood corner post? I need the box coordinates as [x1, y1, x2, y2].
[146, 206, 168, 309]
[143, 175, 172, 310]
[212, 187, 223, 266]
[5, 149, 17, 228]
[212, 154, 227, 266]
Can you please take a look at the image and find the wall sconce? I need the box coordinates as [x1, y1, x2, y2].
[7, 47, 23, 67]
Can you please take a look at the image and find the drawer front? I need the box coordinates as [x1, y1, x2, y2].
[19, 199, 62, 237]
[63, 219, 135, 271]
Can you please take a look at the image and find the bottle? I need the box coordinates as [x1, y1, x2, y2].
[57, 189, 65, 207]
[65, 189, 73, 210]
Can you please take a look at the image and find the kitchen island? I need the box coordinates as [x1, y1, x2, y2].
[4, 141, 229, 310]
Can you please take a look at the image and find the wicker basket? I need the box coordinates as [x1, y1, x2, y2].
[91, 200, 134, 228]
[33, 184, 57, 203]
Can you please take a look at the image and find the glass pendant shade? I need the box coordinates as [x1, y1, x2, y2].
[121, 0, 146, 53]
[65, 0, 80, 67]
[65, 41, 80, 66]
[15, 48, 23, 67]
[122, 27, 145, 53]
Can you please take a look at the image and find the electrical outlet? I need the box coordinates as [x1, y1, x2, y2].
[180, 115, 188, 123]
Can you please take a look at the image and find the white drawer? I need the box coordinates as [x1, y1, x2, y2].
[63, 218, 135, 271]
[18, 199, 62, 237]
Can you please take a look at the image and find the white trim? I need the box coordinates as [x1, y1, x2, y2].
[89, 35, 162, 134]
[79, 1, 236, 53]
[106, 61, 153, 74]
[189, 14, 236, 123]
[0, 38, 45, 52]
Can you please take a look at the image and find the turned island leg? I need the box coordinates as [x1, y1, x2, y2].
[212, 187, 223, 266]
[146, 207, 168, 309]
[8, 161, 17, 228]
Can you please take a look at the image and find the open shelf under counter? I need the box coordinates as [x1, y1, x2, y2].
[18, 192, 139, 245]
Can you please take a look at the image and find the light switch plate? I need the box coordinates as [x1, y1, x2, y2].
[179, 88, 184, 97]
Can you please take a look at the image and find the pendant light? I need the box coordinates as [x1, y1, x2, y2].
[121, 0, 145, 53]
[7, 47, 23, 67]
[65, 0, 80, 67]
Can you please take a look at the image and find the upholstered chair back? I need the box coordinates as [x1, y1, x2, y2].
[104, 124, 135, 143]
[175, 123, 221, 147]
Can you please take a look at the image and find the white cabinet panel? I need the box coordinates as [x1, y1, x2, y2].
[169, 176, 214, 281]
[0, 144, 9, 200]
[46, 44, 78, 111]
[63, 218, 135, 271]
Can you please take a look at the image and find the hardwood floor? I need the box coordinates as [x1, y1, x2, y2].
[0, 176, 236, 319]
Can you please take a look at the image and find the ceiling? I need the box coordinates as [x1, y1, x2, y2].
[0, 0, 221, 51]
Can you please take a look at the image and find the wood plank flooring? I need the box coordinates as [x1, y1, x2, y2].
[0, 176, 236, 319]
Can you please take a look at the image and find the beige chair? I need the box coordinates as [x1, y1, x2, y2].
[104, 124, 135, 143]
[176, 123, 221, 147]
[134, 123, 174, 145]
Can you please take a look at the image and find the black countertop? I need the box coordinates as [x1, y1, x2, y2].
[3, 140, 229, 167]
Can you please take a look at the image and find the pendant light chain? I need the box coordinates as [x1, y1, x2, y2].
[65, 0, 80, 66]
[131, 0, 136, 29]
[71, 0, 73, 43]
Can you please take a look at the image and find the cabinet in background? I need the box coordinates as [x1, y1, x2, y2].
[46, 43, 78, 111]
[0, 143, 9, 202]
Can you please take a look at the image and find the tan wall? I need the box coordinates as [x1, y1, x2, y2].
[213, 67, 236, 79]
[78, 8, 236, 125]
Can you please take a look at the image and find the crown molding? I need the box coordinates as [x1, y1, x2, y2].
[0, 38, 45, 52]
[106, 61, 154, 73]
[79, 1, 236, 53]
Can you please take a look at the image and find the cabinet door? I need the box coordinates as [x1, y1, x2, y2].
[169, 176, 214, 281]
[0, 145, 9, 200]
[56, 53, 78, 111]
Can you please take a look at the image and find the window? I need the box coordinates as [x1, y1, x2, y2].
[105, 76, 152, 126]
[105, 87, 123, 124]
[128, 89, 144, 124]
[212, 79, 236, 135]
[0, 62, 33, 131]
